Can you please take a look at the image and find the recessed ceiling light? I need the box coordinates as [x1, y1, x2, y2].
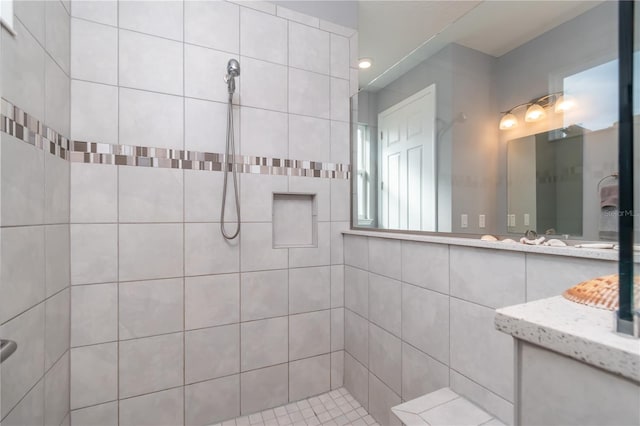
[358, 58, 373, 69]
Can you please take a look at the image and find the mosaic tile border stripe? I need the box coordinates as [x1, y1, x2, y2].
[1, 99, 350, 179]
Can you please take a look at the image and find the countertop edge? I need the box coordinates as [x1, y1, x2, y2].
[495, 298, 640, 383]
[342, 230, 627, 261]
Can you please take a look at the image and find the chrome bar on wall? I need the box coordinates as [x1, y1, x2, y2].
[0, 339, 17, 363]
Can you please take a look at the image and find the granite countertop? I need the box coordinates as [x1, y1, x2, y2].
[495, 296, 640, 382]
[342, 230, 633, 262]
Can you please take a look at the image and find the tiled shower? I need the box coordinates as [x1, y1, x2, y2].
[1, 1, 357, 425]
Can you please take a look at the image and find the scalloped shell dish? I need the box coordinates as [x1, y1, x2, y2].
[563, 274, 640, 311]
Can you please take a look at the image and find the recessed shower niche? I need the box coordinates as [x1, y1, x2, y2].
[272, 193, 318, 248]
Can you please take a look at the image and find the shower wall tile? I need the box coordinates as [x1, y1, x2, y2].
[185, 223, 240, 275]
[401, 241, 450, 294]
[240, 56, 288, 113]
[289, 176, 330, 221]
[289, 68, 330, 119]
[71, 18, 118, 84]
[44, 288, 70, 369]
[330, 77, 350, 122]
[330, 34, 350, 80]
[184, 0, 239, 53]
[71, 80, 119, 144]
[14, 0, 45, 44]
[70, 163, 118, 223]
[344, 266, 368, 319]
[289, 266, 331, 314]
[45, 1, 71, 72]
[44, 155, 70, 224]
[240, 364, 289, 415]
[240, 222, 288, 272]
[368, 373, 401, 426]
[240, 7, 287, 65]
[450, 298, 513, 401]
[44, 352, 70, 426]
[2, 378, 44, 426]
[119, 88, 184, 150]
[330, 120, 350, 164]
[368, 238, 402, 280]
[330, 178, 351, 222]
[185, 324, 240, 384]
[71, 283, 118, 347]
[402, 283, 450, 364]
[1, 135, 45, 226]
[276, 5, 319, 28]
[118, 166, 184, 223]
[331, 351, 344, 389]
[289, 354, 331, 401]
[289, 222, 331, 268]
[241, 269, 289, 321]
[118, 332, 184, 398]
[402, 342, 450, 401]
[331, 307, 345, 351]
[71, 402, 118, 426]
[119, 29, 183, 96]
[241, 316, 288, 371]
[289, 22, 330, 75]
[344, 353, 368, 410]
[184, 170, 230, 223]
[289, 310, 331, 360]
[344, 236, 369, 270]
[368, 273, 401, 336]
[240, 173, 288, 222]
[185, 44, 237, 103]
[185, 98, 239, 153]
[70, 0, 117, 26]
[368, 323, 402, 395]
[45, 224, 71, 297]
[119, 387, 184, 426]
[185, 376, 240, 426]
[1, 19, 46, 121]
[118, 0, 183, 41]
[45, 56, 71, 137]
[119, 278, 184, 339]
[70, 225, 115, 282]
[185, 274, 240, 330]
[344, 309, 368, 367]
[119, 223, 184, 281]
[0, 303, 45, 418]
[289, 114, 331, 163]
[330, 265, 345, 307]
[0, 226, 45, 324]
[70, 342, 118, 409]
[450, 246, 525, 309]
[240, 106, 288, 159]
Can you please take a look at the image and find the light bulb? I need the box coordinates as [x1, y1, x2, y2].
[525, 103, 546, 122]
[358, 58, 373, 69]
[554, 95, 575, 113]
[499, 113, 518, 130]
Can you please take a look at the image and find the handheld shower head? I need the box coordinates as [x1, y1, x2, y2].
[225, 59, 240, 95]
[227, 59, 240, 77]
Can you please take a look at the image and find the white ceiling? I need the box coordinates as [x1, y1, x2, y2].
[358, 0, 603, 89]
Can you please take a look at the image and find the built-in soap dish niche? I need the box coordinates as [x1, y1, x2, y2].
[273, 193, 318, 248]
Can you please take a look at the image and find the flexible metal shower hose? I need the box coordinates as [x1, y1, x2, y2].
[221, 92, 241, 239]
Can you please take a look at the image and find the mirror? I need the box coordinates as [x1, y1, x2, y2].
[352, 1, 620, 240]
[507, 128, 584, 237]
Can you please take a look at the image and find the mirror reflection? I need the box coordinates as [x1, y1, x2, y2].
[352, 1, 620, 240]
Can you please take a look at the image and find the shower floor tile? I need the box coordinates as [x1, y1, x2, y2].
[215, 388, 380, 426]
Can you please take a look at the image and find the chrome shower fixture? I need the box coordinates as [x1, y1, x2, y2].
[225, 58, 240, 95]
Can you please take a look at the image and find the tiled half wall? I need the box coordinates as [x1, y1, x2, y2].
[342, 234, 619, 426]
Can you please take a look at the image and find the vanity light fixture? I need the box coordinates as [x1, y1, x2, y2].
[499, 92, 569, 130]
[358, 58, 373, 69]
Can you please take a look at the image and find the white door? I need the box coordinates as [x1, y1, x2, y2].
[378, 85, 436, 231]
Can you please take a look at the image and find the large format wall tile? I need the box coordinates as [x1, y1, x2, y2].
[119, 333, 184, 398]
[70, 343, 118, 409]
[368, 373, 401, 426]
[240, 56, 288, 113]
[289, 354, 331, 401]
[402, 342, 449, 401]
[118, 0, 183, 41]
[70, 163, 118, 223]
[185, 223, 239, 275]
[71, 402, 118, 426]
[119, 388, 184, 426]
[184, 0, 239, 52]
[70, 80, 119, 145]
[119, 166, 183, 223]
[289, 310, 331, 360]
[241, 270, 289, 322]
[0, 226, 45, 324]
[368, 323, 402, 395]
[119, 224, 183, 282]
[344, 353, 368, 410]
[45, 224, 70, 297]
[240, 8, 287, 65]
[240, 364, 289, 415]
[71, 283, 118, 347]
[241, 317, 288, 371]
[368, 273, 401, 336]
[401, 241, 450, 294]
[450, 246, 525, 309]
[344, 266, 368, 319]
[185, 324, 240, 384]
[185, 274, 239, 330]
[185, 375, 240, 426]
[289, 22, 330, 75]
[289, 266, 331, 314]
[44, 288, 70, 370]
[71, 18, 118, 85]
[289, 68, 330, 119]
